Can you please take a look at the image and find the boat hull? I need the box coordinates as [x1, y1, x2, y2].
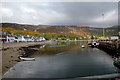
[19, 57, 35, 61]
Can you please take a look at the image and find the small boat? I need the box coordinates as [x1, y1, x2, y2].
[19, 57, 35, 61]
[113, 57, 120, 68]
[91, 41, 99, 48]
[81, 45, 85, 48]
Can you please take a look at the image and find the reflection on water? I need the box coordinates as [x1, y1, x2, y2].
[39, 45, 46, 48]
[48, 45, 66, 47]
[27, 41, 86, 57]
[3, 41, 120, 78]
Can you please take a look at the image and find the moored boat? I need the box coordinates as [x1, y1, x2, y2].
[113, 57, 120, 68]
[19, 57, 35, 61]
[91, 41, 99, 48]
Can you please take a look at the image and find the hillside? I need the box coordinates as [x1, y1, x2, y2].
[0, 23, 119, 37]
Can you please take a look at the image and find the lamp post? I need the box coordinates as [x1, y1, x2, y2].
[102, 14, 105, 37]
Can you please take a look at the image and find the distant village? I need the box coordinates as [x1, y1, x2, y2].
[0, 31, 120, 43]
[0, 32, 46, 43]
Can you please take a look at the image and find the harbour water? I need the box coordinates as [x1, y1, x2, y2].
[3, 41, 120, 78]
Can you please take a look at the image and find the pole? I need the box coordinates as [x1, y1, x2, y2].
[102, 14, 105, 37]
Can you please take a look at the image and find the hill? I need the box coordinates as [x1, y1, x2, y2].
[0, 23, 119, 38]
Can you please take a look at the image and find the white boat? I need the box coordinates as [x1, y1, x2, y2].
[19, 57, 35, 61]
[81, 45, 85, 48]
[92, 41, 99, 47]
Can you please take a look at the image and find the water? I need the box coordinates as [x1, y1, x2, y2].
[3, 41, 120, 78]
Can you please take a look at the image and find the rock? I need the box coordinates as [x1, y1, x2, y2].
[14, 60, 20, 62]
[5, 66, 9, 68]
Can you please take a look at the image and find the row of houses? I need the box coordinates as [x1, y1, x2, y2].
[0, 33, 46, 43]
[110, 36, 120, 40]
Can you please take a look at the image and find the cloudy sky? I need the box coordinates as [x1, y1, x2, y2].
[1, 0, 119, 28]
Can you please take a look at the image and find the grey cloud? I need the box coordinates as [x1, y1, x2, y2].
[1, 2, 118, 27]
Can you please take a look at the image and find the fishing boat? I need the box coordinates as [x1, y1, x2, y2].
[19, 57, 35, 61]
[113, 57, 120, 68]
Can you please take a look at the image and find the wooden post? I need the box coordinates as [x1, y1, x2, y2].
[116, 40, 119, 49]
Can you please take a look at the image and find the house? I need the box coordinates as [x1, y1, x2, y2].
[14, 35, 26, 42]
[34, 37, 46, 42]
[35, 37, 40, 42]
[24, 36, 34, 42]
[110, 36, 118, 40]
[40, 37, 46, 41]
[0, 34, 15, 43]
[7, 35, 15, 43]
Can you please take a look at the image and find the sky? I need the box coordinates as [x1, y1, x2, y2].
[1, 0, 119, 28]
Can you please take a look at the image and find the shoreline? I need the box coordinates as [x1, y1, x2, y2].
[1, 40, 52, 75]
[1, 40, 52, 50]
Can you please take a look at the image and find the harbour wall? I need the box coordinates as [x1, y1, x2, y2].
[98, 42, 120, 56]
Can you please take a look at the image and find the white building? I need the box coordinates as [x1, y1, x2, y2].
[40, 37, 46, 41]
[15, 36, 26, 42]
[7, 35, 15, 43]
[24, 36, 34, 42]
[34, 37, 46, 42]
[0, 34, 15, 43]
[110, 36, 118, 40]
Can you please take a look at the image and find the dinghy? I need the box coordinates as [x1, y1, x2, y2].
[19, 57, 35, 61]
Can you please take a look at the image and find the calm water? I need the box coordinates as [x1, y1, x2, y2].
[3, 41, 120, 78]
